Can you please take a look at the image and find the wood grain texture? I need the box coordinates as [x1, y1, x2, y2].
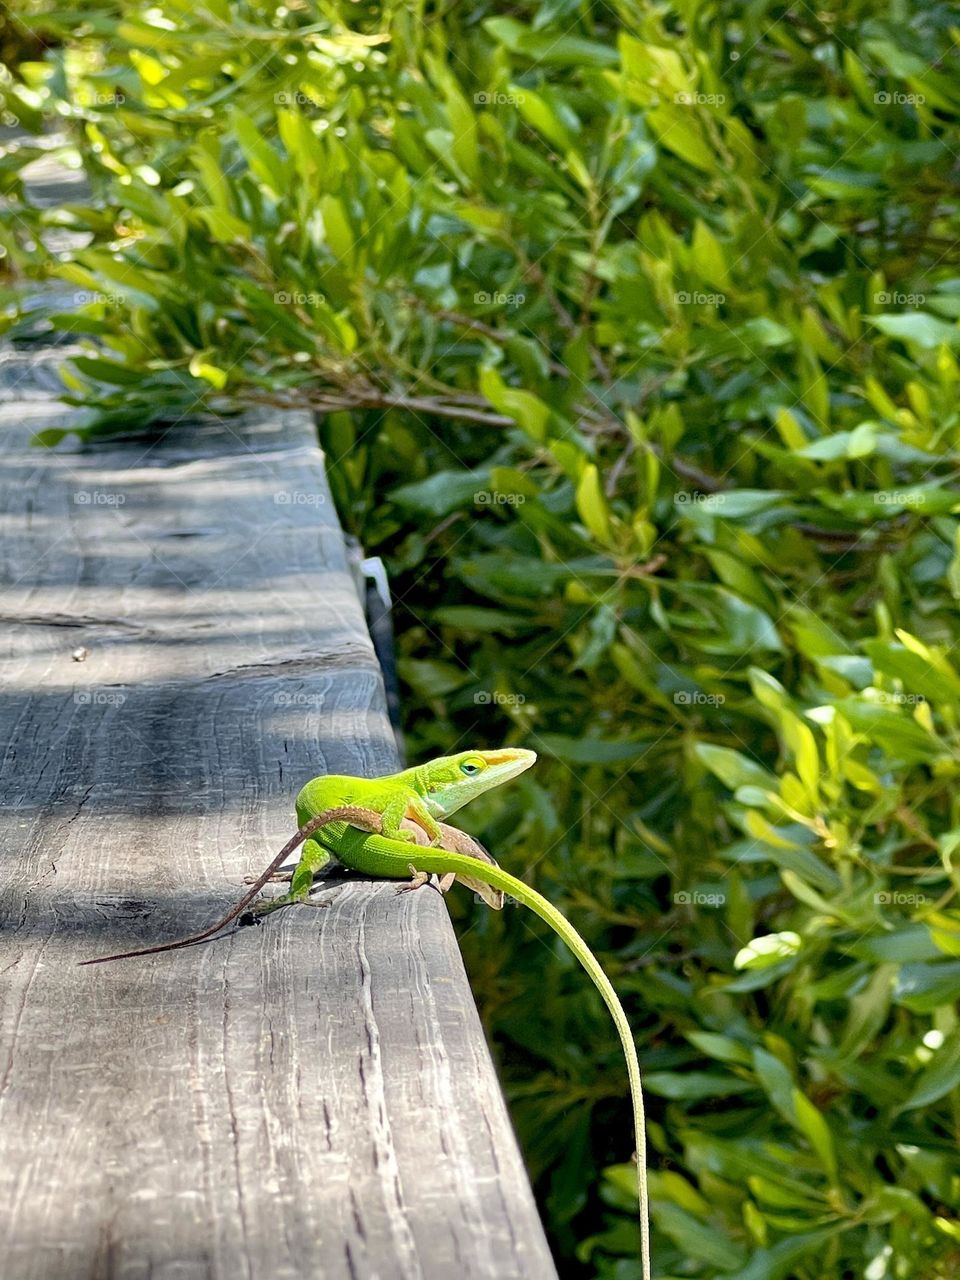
[0, 344, 558, 1280]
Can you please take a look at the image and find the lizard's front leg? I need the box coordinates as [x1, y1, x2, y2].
[380, 790, 443, 844]
[247, 837, 331, 917]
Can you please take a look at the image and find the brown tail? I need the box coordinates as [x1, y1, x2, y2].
[78, 804, 386, 965]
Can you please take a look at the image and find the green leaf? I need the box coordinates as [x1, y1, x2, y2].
[392, 471, 489, 517]
[514, 87, 574, 152]
[484, 18, 619, 67]
[816, 483, 960, 519]
[849, 928, 942, 963]
[432, 607, 532, 633]
[643, 1071, 752, 1100]
[797, 422, 935, 463]
[791, 1090, 838, 1181]
[669, 584, 782, 654]
[752, 1049, 837, 1179]
[652, 1202, 746, 1270]
[230, 107, 288, 196]
[870, 313, 960, 349]
[902, 1029, 960, 1110]
[838, 964, 896, 1058]
[318, 194, 355, 265]
[685, 1031, 753, 1066]
[895, 962, 960, 1013]
[727, 1231, 837, 1280]
[647, 103, 717, 172]
[864, 636, 960, 703]
[679, 489, 787, 520]
[397, 658, 469, 699]
[478, 367, 550, 442]
[70, 356, 149, 386]
[575, 464, 612, 544]
[833, 700, 941, 764]
[695, 744, 779, 791]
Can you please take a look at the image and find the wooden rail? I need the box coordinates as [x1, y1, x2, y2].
[0, 333, 558, 1277]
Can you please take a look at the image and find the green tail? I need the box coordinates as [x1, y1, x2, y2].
[331, 828, 652, 1280]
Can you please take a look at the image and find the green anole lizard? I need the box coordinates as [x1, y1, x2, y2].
[81, 748, 651, 1279]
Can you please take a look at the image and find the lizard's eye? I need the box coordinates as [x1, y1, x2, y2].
[460, 760, 482, 776]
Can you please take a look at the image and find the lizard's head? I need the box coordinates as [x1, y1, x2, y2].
[416, 748, 537, 816]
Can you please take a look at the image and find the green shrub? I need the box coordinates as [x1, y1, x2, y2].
[5, 2, 960, 1274]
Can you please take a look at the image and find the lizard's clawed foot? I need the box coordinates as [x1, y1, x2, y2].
[396, 865, 451, 897]
[396, 864, 431, 895]
[243, 887, 341, 921]
[298, 888, 342, 909]
[244, 871, 293, 885]
[388, 828, 417, 843]
[395, 864, 435, 896]
[246, 893, 298, 920]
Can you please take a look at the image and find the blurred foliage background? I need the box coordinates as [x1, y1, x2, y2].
[3, 1, 960, 1275]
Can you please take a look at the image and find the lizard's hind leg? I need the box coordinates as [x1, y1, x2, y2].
[392, 820, 498, 904]
[396, 863, 435, 896]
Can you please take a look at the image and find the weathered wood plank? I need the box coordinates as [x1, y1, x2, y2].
[0, 346, 558, 1279]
